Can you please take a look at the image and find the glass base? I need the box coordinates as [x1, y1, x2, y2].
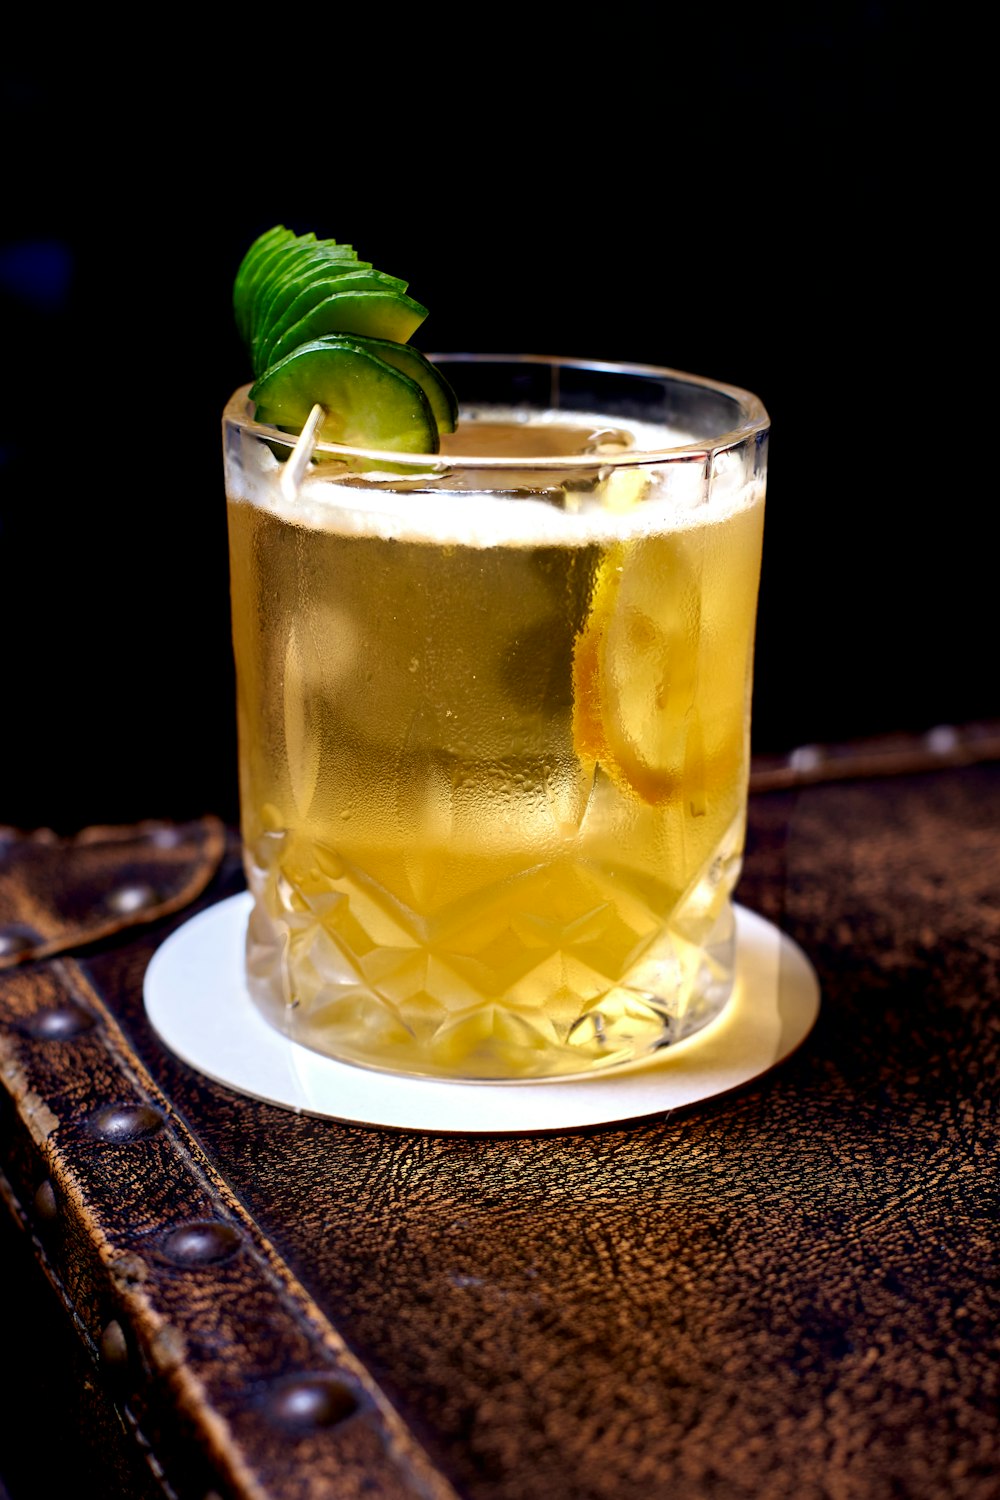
[245, 897, 737, 1083]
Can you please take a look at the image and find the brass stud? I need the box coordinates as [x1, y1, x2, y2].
[148, 825, 185, 848]
[0, 924, 42, 959]
[100, 1319, 129, 1370]
[159, 1221, 244, 1267]
[24, 1000, 97, 1040]
[788, 744, 824, 773]
[265, 1374, 360, 1430]
[33, 1179, 58, 1223]
[89, 1103, 164, 1142]
[925, 724, 959, 755]
[105, 883, 160, 915]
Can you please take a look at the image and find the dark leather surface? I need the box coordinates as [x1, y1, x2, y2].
[1, 753, 997, 1499]
[0, 817, 224, 970]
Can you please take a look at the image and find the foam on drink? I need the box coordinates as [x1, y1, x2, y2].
[230, 400, 761, 549]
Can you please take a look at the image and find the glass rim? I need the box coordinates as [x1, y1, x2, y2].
[225, 352, 770, 473]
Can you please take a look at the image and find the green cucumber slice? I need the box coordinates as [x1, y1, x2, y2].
[242, 230, 319, 304]
[333, 335, 458, 433]
[266, 291, 428, 369]
[249, 340, 438, 453]
[254, 269, 411, 375]
[250, 238, 361, 304]
[247, 242, 361, 354]
[252, 258, 397, 364]
[233, 225, 294, 345]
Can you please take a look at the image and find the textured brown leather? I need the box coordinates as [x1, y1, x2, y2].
[0, 816, 225, 970]
[0, 752, 997, 1499]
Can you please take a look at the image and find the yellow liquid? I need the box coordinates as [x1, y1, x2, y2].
[227, 425, 764, 1079]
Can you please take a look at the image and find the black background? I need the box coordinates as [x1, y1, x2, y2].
[1, 9, 973, 835]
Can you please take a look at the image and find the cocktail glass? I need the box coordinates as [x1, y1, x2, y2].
[222, 355, 769, 1081]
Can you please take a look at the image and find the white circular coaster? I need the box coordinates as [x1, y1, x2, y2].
[144, 893, 820, 1134]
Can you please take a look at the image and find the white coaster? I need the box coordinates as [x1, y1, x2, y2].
[144, 894, 819, 1134]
